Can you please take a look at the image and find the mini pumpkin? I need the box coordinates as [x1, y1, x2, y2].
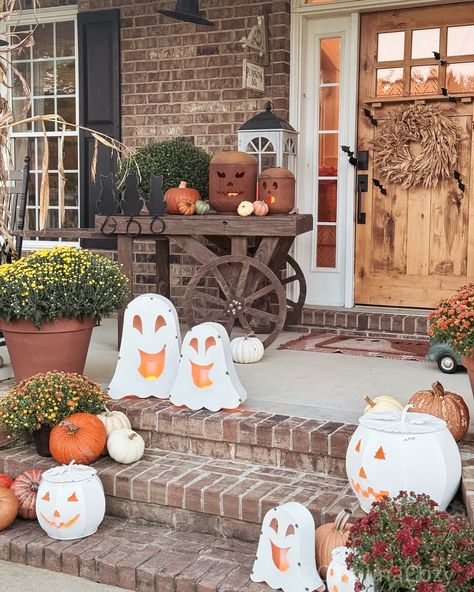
[253, 200, 269, 216]
[165, 181, 201, 214]
[107, 429, 145, 464]
[230, 334, 264, 364]
[49, 413, 107, 466]
[195, 200, 210, 215]
[97, 408, 131, 437]
[315, 509, 353, 578]
[178, 198, 196, 216]
[0, 473, 13, 488]
[364, 395, 403, 414]
[237, 200, 254, 217]
[409, 381, 470, 442]
[0, 487, 19, 530]
[10, 469, 43, 520]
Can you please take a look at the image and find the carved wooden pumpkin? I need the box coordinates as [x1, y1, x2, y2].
[409, 381, 470, 442]
[237, 201, 254, 217]
[315, 509, 353, 579]
[209, 151, 257, 212]
[0, 487, 19, 530]
[364, 395, 403, 414]
[253, 200, 269, 216]
[177, 198, 196, 216]
[49, 413, 107, 466]
[195, 200, 210, 215]
[107, 429, 145, 464]
[165, 181, 200, 214]
[97, 408, 131, 437]
[257, 168, 295, 214]
[11, 469, 43, 520]
[0, 473, 13, 488]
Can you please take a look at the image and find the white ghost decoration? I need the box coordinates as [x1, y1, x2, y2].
[251, 502, 325, 592]
[169, 322, 247, 411]
[109, 294, 181, 399]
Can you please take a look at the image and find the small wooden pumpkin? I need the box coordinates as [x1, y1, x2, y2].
[230, 334, 264, 364]
[195, 200, 210, 215]
[10, 469, 43, 520]
[253, 200, 269, 217]
[97, 408, 131, 437]
[409, 381, 470, 442]
[107, 429, 145, 464]
[364, 395, 403, 414]
[165, 181, 201, 214]
[49, 413, 107, 466]
[178, 198, 196, 216]
[0, 487, 19, 530]
[237, 201, 254, 217]
[0, 473, 13, 488]
[315, 509, 353, 578]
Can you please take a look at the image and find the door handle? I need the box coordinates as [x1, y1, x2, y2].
[357, 175, 368, 224]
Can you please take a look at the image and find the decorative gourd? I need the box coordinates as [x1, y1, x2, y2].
[315, 509, 353, 578]
[253, 200, 269, 216]
[230, 334, 264, 364]
[107, 429, 145, 464]
[164, 181, 200, 214]
[195, 200, 210, 215]
[0, 487, 19, 530]
[97, 408, 131, 437]
[177, 198, 196, 216]
[0, 473, 13, 488]
[364, 395, 403, 414]
[237, 201, 254, 217]
[10, 469, 43, 520]
[409, 382, 470, 442]
[49, 413, 106, 466]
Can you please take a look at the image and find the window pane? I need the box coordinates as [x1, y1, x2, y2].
[320, 37, 340, 83]
[319, 133, 338, 169]
[447, 25, 474, 56]
[64, 174, 78, 207]
[33, 23, 54, 59]
[46, 209, 59, 228]
[27, 175, 36, 207]
[57, 97, 76, 126]
[14, 138, 35, 169]
[63, 137, 78, 170]
[57, 60, 75, 95]
[410, 65, 438, 95]
[12, 99, 31, 132]
[447, 63, 474, 93]
[12, 61, 30, 98]
[48, 174, 59, 206]
[33, 60, 55, 95]
[377, 32, 405, 62]
[318, 180, 337, 223]
[56, 21, 75, 57]
[316, 225, 336, 268]
[34, 98, 55, 131]
[411, 28, 440, 59]
[319, 86, 339, 130]
[37, 138, 58, 171]
[376, 68, 404, 96]
[27, 208, 36, 229]
[64, 209, 78, 228]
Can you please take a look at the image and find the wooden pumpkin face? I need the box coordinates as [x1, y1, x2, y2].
[209, 151, 257, 212]
[257, 168, 295, 214]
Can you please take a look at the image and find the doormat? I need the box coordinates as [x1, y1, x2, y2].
[278, 332, 429, 362]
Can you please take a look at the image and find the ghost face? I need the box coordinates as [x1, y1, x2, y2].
[257, 168, 295, 214]
[209, 151, 257, 213]
[265, 511, 298, 574]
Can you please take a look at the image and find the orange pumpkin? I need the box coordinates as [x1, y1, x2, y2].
[0, 487, 19, 530]
[177, 198, 196, 216]
[253, 200, 269, 216]
[165, 181, 200, 214]
[409, 381, 470, 442]
[49, 412, 107, 465]
[315, 509, 353, 578]
[10, 469, 43, 520]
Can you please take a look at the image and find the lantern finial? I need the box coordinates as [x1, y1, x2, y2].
[265, 101, 273, 112]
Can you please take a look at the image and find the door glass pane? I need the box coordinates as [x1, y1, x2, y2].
[447, 63, 474, 92]
[33, 23, 54, 59]
[447, 25, 474, 56]
[410, 65, 438, 94]
[320, 37, 340, 83]
[56, 21, 75, 57]
[319, 86, 339, 130]
[319, 134, 338, 169]
[376, 68, 403, 96]
[318, 180, 337, 223]
[316, 225, 336, 268]
[411, 28, 440, 59]
[377, 32, 405, 62]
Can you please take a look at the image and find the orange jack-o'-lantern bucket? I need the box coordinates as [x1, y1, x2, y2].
[209, 151, 257, 213]
[257, 168, 295, 214]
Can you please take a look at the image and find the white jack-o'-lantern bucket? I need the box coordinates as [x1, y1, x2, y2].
[326, 547, 374, 592]
[36, 463, 105, 540]
[346, 405, 462, 513]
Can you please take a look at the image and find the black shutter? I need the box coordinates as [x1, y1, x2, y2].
[78, 9, 121, 248]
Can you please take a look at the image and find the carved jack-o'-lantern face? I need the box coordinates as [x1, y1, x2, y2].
[350, 437, 390, 504]
[257, 168, 295, 214]
[326, 547, 373, 592]
[209, 151, 257, 213]
[38, 488, 82, 531]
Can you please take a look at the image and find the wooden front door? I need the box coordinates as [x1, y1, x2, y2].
[355, 3, 474, 307]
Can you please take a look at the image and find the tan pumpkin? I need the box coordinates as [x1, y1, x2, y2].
[177, 198, 196, 216]
[364, 395, 404, 414]
[315, 509, 353, 579]
[165, 181, 200, 214]
[253, 200, 269, 216]
[0, 487, 19, 530]
[237, 200, 254, 217]
[409, 381, 470, 442]
[98, 407, 131, 437]
[10, 469, 43, 520]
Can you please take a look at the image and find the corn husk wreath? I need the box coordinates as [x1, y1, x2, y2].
[371, 103, 462, 190]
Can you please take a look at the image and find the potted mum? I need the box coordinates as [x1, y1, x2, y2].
[0, 246, 129, 381]
[429, 283, 474, 396]
[346, 492, 474, 592]
[0, 371, 110, 456]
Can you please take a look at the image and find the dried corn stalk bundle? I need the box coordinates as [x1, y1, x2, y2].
[372, 103, 461, 190]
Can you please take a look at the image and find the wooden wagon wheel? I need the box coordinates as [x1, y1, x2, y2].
[280, 254, 307, 326]
[184, 255, 287, 349]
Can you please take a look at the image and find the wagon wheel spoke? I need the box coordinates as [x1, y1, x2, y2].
[237, 312, 254, 333]
[281, 274, 298, 286]
[191, 291, 227, 309]
[245, 307, 280, 324]
[225, 314, 237, 333]
[246, 283, 276, 304]
[235, 260, 251, 297]
[212, 267, 232, 300]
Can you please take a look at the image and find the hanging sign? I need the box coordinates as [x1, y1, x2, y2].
[243, 59, 265, 93]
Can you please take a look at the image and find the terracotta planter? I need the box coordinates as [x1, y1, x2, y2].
[0, 317, 96, 383]
[33, 425, 52, 457]
[461, 356, 474, 397]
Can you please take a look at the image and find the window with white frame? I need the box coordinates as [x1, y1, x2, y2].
[9, 9, 79, 239]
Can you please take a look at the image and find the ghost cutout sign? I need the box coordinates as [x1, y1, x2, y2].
[170, 322, 247, 411]
[109, 294, 181, 399]
[251, 502, 325, 592]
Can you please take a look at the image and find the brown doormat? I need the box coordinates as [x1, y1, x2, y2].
[278, 332, 429, 362]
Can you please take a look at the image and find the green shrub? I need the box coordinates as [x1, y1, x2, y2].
[119, 139, 211, 199]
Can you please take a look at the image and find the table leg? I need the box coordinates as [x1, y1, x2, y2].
[155, 237, 170, 298]
[117, 234, 133, 347]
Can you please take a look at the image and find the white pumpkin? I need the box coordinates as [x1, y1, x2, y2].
[237, 200, 254, 216]
[107, 429, 145, 464]
[326, 547, 374, 592]
[98, 408, 131, 436]
[364, 395, 403, 414]
[231, 334, 264, 364]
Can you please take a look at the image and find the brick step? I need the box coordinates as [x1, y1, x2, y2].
[109, 399, 357, 478]
[0, 446, 360, 542]
[0, 516, 267, 592]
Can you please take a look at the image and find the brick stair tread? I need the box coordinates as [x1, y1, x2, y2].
[0, 515, 268, 592]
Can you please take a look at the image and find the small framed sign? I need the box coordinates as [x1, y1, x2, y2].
[242, 59, 265, 93]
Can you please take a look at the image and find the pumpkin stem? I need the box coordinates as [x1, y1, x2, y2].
[245, 332, 256, 339]
[334, 509, 352, 532]
[364, 396, 376, 408]
[401, 404, 415, 423]
[432, 381, 445, 398]
[178, 181, 187, 188]
[59, 419, 80, 434]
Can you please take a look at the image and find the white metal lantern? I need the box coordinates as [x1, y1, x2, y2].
[36, 463, 105, 540]
[327, 547, 375, 592]
[346, 406, 462, 513]
[237, 102, 298, 173]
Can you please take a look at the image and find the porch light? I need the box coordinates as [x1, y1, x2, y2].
[158, 0, 215, 27]
[237, 102, 298, 173]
